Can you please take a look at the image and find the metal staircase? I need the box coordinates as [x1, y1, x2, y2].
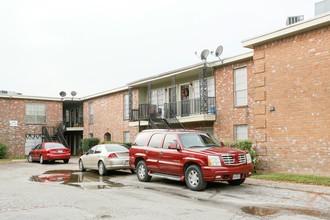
[42, 126, 69, 148]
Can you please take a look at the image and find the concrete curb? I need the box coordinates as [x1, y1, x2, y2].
[245, 178, 330, 195]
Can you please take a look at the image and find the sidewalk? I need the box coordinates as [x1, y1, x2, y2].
[245, 178, 330, 195]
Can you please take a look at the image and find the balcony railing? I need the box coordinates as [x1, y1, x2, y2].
[165, 97, 215, 117]
[130, 97, 215, 121]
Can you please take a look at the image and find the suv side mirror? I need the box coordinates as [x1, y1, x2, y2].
[168, 140, 180, 150]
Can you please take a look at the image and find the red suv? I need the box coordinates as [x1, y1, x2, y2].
[129, 129, 253, 191]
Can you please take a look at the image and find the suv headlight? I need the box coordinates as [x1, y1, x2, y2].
[208, 156, 221, 166]
[246, 153, 252, 164]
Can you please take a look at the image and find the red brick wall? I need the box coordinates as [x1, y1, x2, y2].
[213, 59, 254, 141]
[0, 97, 62, 157]
[254, 26, 330, 176]
[214, 26, 330, 177]
[83, 89, 139, 143]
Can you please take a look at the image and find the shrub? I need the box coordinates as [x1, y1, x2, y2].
[0, 142, 8, 159]
[81, 138, 100, 153]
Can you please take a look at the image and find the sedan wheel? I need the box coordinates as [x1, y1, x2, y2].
[79, 160, 86, 172]
[185, 165, 207, 191]
[27, 154, 33, 163]
[39, 155, 45, 164]
[98, 161, 107, 176]
[136, 160, 151, 182]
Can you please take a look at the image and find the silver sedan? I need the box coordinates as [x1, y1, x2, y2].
[78, 144, 134, 175]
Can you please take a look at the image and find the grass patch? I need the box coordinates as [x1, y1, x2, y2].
[252, 173, 330, 187]
[0, 157, 26, 164]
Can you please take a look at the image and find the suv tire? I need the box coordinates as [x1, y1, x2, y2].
[185, 165, 207, 191]
[227, 178, 245, 186]
[136, 160, 152, 182]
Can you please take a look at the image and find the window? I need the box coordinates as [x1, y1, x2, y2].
[234, 67, 247, 106]
[234, 125, 248, 141]
[123, 94, 129, 119]
[25, 103, 46, 124]
[192, 77, 215, 98]
[104, 132, 111, 141]
[148, 133, 163, 148]
[162, 134, 178, 149]
[151, 89, 165, 116]
[124, 131, 130, 143]
[89, 102, 94, 124]
[133, 132, 150, 146]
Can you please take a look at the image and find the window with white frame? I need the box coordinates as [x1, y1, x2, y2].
[192, 77, 215, 99]
[89, 102, 94, 124]
[123, 131, 130, 143]
[25, 103, 46, 124]
[234, 67, 247, 106]
[234, 125, 248, 141]
[151, 89, 165, 116]
[208, 77, 215, 97]
[123, 94, 129, 119]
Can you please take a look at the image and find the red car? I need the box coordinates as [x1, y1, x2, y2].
[129, 129, 253, 191]
[27, 142, 71, 164]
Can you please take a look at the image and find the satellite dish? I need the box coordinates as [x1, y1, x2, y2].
[215, 45, 223, 57]
[71, 91, 77, 97]
[200, 49, 209, 61]
[59, 91, 66, 97]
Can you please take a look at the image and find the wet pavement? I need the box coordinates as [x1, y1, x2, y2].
[0, 157, 329, 219]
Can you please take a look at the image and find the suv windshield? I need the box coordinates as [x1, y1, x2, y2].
[179, 133, 220, 149]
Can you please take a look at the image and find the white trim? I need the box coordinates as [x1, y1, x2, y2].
[82, 86, 128, 100]
[242, 12, 330, 48]
[128, 63, 205, 87]
[209, 52, 253, 68]
[0, 94, 62, 101]
[66, 127, 84, 131]
[177, 114, 216, 123]
[128, 121, 149, 127]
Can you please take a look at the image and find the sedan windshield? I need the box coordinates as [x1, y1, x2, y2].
[105, 144, 128, 152]
[178, 133, 220, 149]
[45, 143, 66, 149]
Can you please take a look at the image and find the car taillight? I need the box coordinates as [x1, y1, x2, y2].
[108, 153, 117, 159]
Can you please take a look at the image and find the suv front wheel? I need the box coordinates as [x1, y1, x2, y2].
[136, 160, 152, 182]
[185, 165, 207, 191]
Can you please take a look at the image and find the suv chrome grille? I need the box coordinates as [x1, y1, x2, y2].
[221, 154, 246, 165]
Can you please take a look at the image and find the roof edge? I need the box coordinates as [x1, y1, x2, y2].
[127, 63, 205, 87]
[0, 94, 62, 101]
[81, 86, 128, 100]
[209, 51, 253, 68]
[242, 12, 330, 48]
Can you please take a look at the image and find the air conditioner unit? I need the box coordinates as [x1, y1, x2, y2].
[286, 15, 304, 26]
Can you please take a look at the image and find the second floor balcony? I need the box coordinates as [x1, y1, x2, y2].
[129, 97, 216, 126]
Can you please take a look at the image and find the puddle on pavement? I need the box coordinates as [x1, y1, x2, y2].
[30, 170, 125, 190]
[241, 206, 279, 216]
[241, 206, 327, 219]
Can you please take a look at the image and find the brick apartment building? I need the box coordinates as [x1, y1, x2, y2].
[0, 12, 329, 176]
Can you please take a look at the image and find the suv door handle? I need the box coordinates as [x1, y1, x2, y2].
[145, 150, 149, 154]
[160, 151, 164, 155]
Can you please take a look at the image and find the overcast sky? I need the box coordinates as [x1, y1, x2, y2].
[0, 0, 319, 98]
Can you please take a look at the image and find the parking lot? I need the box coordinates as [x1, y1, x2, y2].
[0, 157, 329, 220]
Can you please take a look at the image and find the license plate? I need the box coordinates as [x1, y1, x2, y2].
[233, 174, 241, 180]
[58, 150, 63, 153]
